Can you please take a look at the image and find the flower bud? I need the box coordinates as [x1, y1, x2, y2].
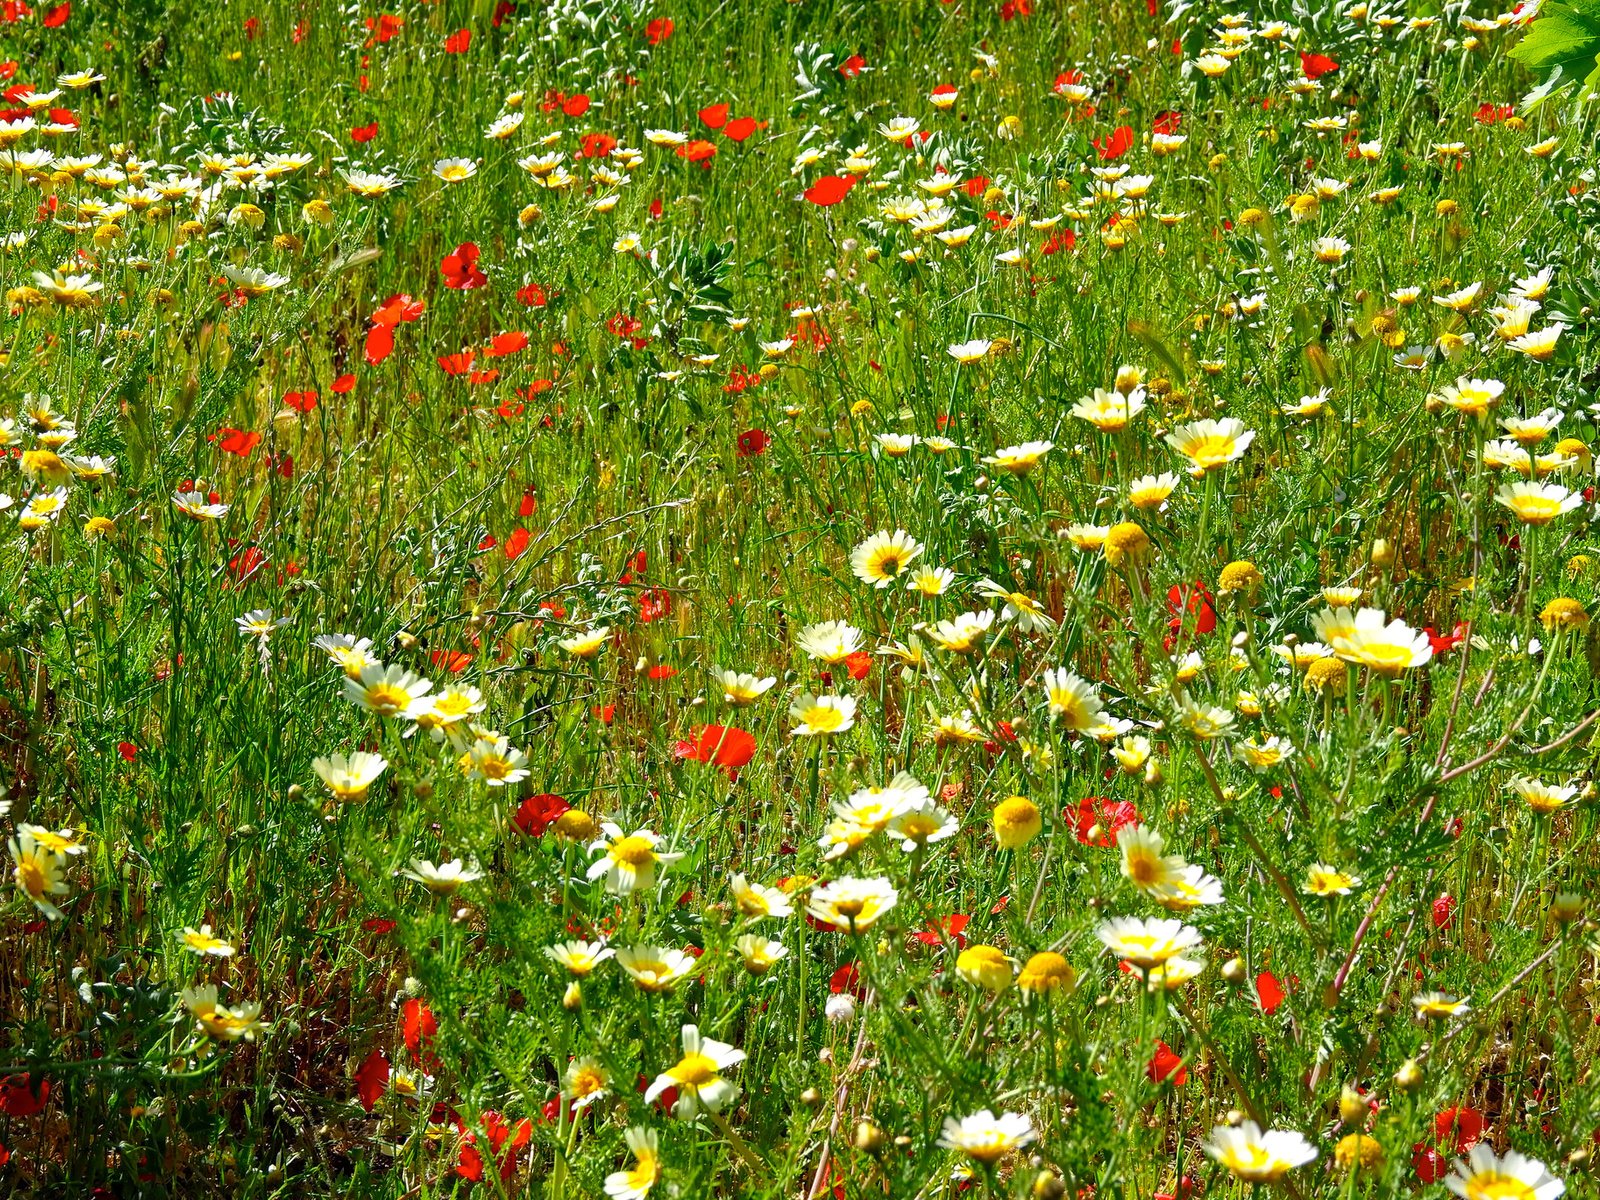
[1339, 1084, 1368, 1125]
[1552, 892, 1585, 923]
[853, 1120, 885, 1153]
[1394, 1058, 1424, 1092]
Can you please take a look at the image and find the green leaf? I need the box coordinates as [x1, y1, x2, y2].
[1508, 2, 1600, 103]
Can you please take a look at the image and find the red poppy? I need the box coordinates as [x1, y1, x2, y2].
[364, 324, 394, 366]
[647, 664, 678, 680]
[804, 175, 855, 206]
[677, 138, 717, 163]
[562, 92, 590, 117]
[723, 115, 760, 142]
[1432, 893, 1456, 928]
[372, 293, 424, 327]
[677, 724, 757, 779]
[644, 16, 673, 43]
[829, 962, 866, 996]
[911, 913, 970, 948]
[1040, 230, 1076, 256]
[117, 741, 137, 761]
[1434, 1106, 1485, 1152]
[1072, 796, 1140, 846]
[1255, 971, 1286, 1014]
[517, 282, 548, 307]
[503, 527, 531, 560]
[215, 428, 262, 457]
[1425, 623, 1467, 653]
[838, 53, 865, 78]
[514, 793, 571, 837]
[1093, 124, 1134, 161]
[401, 998, 438, 1061]
[639, 587, 672, 623]
[41, 0, 67, 25]
[1166, 581, 1217, 636]
[433, 648, 476, 677]
[438, 350, 476, 376]
[578, 131, 617, 158]
[1153, 110, 1182, 135]
[698, 102, 729, 129]
[441, 242, 487, 290]
[736, 428, 770, 456]
[332, 373, 356, 394]
[1000, 0, 1031, 19]
[351, 121, 378, 143]
[442, 27, 470, 52]
[0, 1075, 48, 1117]
[1146, 1041, 1187, 1085]
[229, 545, 268, 582]
[457, 1111, 532, 1183]
[1413, 1143, 1448, 1183]
[844, 650, 872, 681]
[1300, 51, 1339, 79]
[364, 12, 402, 42]
[484, 330, 529, 357]
[355, 1050, 389, 1112]
[283, 389, 318, 413]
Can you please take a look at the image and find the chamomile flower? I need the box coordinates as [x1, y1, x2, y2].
[587, 824, 683, 895]
[789, 693, 857, 736]
[1040, 668, 1105, 730]
[795, 620, 865, 663]
[312, 751, 389, 802]
[1204, 1122, 1318, 1183]
[806, 876, 898, 931]
[730, 873, 794, 919]
[850, 529, 924, 587]
[1446, 1144, 1565, 1200]
[938, 1110, 1036, 1164]
[646, 1024, 744, 1116]
[399, 857, 483, 895]
[714, 669, 778, 706]
[182, 924, 236, 957]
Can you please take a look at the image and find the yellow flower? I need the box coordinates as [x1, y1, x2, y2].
[955, 944, 1014, 992]
[1303, 863, 1360, 896]
[1494, 481, 1581, 525]
[1539, 597, 1589, 631]
[1218, 559, 1262, 596]
[991, 796, 1041, 850]
[20, 448, 70, 486]
[1103, 521, 1150, 567]
[553, 809, 600, 842]
[1017, 951, 1077, 997]
[1334, 1134, 1384, 1172]
[1165, 418, 1254, 475]
[1304, 657, 1347, 695]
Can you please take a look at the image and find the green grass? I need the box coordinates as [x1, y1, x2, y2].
[1, 0, 1599, 1195]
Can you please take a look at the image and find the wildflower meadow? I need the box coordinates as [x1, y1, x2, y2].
[1, 0, 1599, 1194]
